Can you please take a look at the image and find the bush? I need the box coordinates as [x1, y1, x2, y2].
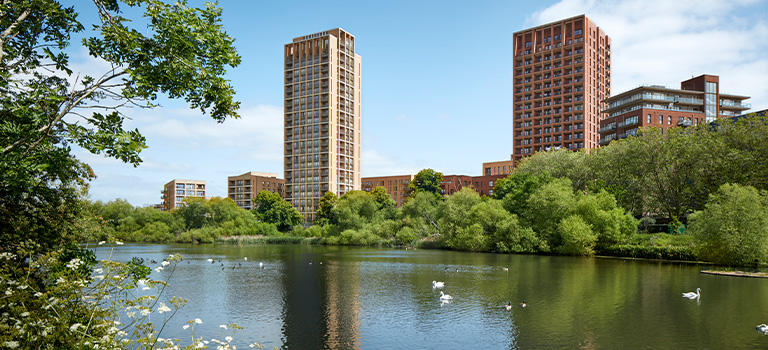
[598, 244, 697, 261]
[689, 184, 768, 266]
[557, 215, 597, 256]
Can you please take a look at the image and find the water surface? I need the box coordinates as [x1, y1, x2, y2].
[93, 244, 768, 349]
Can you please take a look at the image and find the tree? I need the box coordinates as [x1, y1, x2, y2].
[400, 191, 441, 238]
[407, 168, 443, 198]
[315, 191, 338, 225]
[0, 1, 241, 347]
[524, 178, 577, 250]
[1, 0, 240, 255]
[689, 184, 768, 266]
[494, 173, 552, 216]
[252, 190, 303, 232]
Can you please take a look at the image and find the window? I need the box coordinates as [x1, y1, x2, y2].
[658, 115, 662, 124]
[489, 181, 493, 186]
[574, 29, 583, 35]
[647, 114, 651, 123]
[668, 116, 672, 125]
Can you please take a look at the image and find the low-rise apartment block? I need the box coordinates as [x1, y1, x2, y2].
[599, 74, 750, 145]
[482, 158, 515, 176]
[361, 175, 413, 207]
[228, 172, 285, 210]
[160, 179, 206, 211]
[441, 174, 506, 197]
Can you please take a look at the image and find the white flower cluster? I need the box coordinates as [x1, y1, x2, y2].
[65, 258, 83, 271]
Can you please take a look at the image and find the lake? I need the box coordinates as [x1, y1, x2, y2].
[92, 244, 768, 349]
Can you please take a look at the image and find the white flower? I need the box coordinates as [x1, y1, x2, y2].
[117, 330, 127, 337]
[161, 260, 170, 267]
[140, 309, 151, 316]
[194, 318, 203, 324]
[183, 324, 190, 330]
[94, 275, 105, 280]
[66, 258, 82, 270]
[225, 336, 233, 342]
[93, 268, 103, 274]
[154, 266, 163, 273]
[127, 312, 136, 318]
[56, 277, 65, 284]
[3, 341, 19, 348]
[69, 323, 82, 332]
[0, 252, 15, 260]
[4, 288, 11, 296]
[20, 312, 29, 317]
[142, 286, 151, 291]
[196, 342, 204, 349]
[219, 324, 227, 330]
[157, 303, 171, 314]
[34, 292, 42, 298]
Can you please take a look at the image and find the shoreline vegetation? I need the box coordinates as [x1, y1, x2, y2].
[86, 115, 768, 272]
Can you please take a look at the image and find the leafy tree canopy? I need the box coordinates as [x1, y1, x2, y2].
[407, 168, 443, 198]
[1, 0, 241, 254]
[252, 190, 302, 232]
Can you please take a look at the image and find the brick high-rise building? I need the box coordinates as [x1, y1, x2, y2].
[284, 28, 361, 222]
[513, 15, 611, 162]
[361, 175, 413, 207]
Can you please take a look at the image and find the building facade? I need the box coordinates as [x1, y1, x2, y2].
[482, 158, 515, 176]
[513, 15, 611, 162]
[599, 74, 750, 145]
[160, 179, 206, 211]
[361, 175, 413, 207]
[441, 174, 506, 197]
[284, 28, 361, 222]
[227, 172, 285, 210]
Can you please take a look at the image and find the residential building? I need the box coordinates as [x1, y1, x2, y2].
[482, 158, 514, 176]
[513, 15, 611, 162]
[284, 28, 361, 222]
[361, 175, 413, 207]
[160, 179, 206, 211]
[441, 174, 506, 197]
[599, 74, 751, 145]
[227, 172, 285, 210]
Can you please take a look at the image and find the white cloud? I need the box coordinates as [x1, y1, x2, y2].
[361, 150, 422, 177]
[527, 0, 768, 110]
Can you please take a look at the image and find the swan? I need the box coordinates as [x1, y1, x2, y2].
[756, 324, 768, 333]
[207, 258, 214, 263]
[432, 281, 445, 288]
[439, 291, 453, 300]
[682, 288, 701, 299]
[502, 265, 509, 271]
[259, 262, 264, 269]
[244, 257, 248, 261]
[520, 300, 527, 308]
[504, 302, 512, 311]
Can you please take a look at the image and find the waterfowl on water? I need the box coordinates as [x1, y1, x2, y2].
[505, 302, 512, 311]
[432, 281, 445, 288]
[439, 291, 453, 300]
[520, 300, 527, 308]
[682, 288, 701, 299]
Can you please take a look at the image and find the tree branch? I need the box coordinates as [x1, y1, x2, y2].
[0, 7, 31, 61]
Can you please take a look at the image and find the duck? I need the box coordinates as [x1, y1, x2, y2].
[439, 291, 453, 300]
[756, 324, 768, 334]
[682, 288, 701, 299]
[432, 281, 445, 288]
[502, 265, 509, 271]
[520, 300, 527, 308]
[504, 302, 512, 311]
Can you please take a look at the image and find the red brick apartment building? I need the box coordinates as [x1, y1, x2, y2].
[441, 175, 507, 197]
[513, 15, 611, 162]
[227, 172, 285, 210]
[599, 74, 750, 144]
[361, 175, 413, 207]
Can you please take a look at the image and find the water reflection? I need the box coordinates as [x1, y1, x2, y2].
[93, 244, 768, 350]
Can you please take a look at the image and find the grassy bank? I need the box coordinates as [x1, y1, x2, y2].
[216, 235, 324, 245]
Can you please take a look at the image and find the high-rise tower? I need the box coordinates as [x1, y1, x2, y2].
[284, 28, 361, 222]
[512, 15, 610, 163]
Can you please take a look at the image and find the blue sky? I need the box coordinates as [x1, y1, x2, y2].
[71, 0, 768, 206]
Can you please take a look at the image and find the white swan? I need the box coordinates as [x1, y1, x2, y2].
[439, 291, 453, 300]
[244, 257, 248, 261]
[756, 324, 768, 334]
[682, 288, 701, 299]
[207, 258, 214, 263]
[259, 262, 264, 269]
[432, 281, 445, 288]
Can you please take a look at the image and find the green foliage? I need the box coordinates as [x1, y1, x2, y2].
[407, 168, 443, 198]
[495, 173, 553, 216]
[690, 184, 768, 266]
[315, 191, 339, 225]
[524, 178, 576, 249]
[401, 191, 441, 238]
[252, 190, 303, 231]
[515, 149, 590, 190]
[557, 215, 597, 256]
[573, 190, 638, 247]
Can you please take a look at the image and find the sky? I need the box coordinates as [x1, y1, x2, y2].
[69, 0, 768, 206]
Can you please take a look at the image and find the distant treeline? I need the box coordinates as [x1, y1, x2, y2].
[88, 114, 768, 266]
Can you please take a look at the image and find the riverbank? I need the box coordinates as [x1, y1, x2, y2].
[701, 270, 768, 278]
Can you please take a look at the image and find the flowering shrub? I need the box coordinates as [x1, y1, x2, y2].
[0, 242, 261, 349]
